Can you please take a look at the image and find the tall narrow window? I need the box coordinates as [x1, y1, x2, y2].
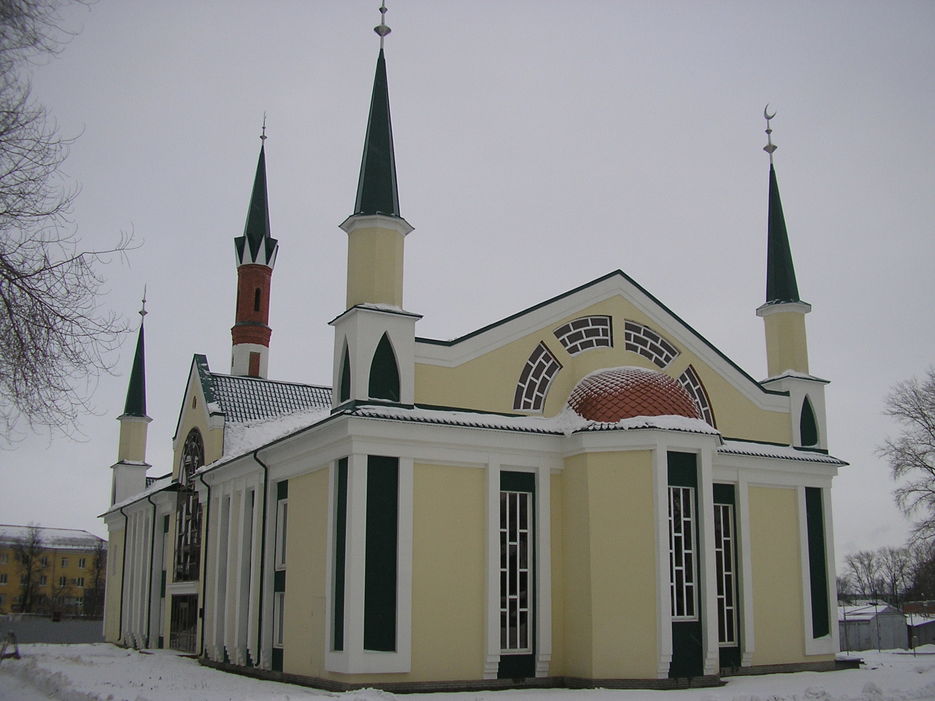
[713, 484, 738, 652]
[498, 471, 535, 680]
[368, 333, 400, 402]
[174, 429, 204, 581]
[253, 288, 261, 312]
[800, 396, 819, 446]
[668, 485, 697, 620]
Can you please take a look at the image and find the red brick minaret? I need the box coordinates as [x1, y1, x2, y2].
[231, 129, 278, 378]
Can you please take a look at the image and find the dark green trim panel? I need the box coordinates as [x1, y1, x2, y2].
[271, 647, 283, 673]
[713, 483, 735, 505]
[669, 621, 703, 678]
[333, 458, 348, 652]
[364, 456, 398, 652]
[667, 452, 697, 488]
[273, 570, 286, 593]
[277, 480, 288, 500]
[500, 471, 535, 492]
[805, 487, 830, 638]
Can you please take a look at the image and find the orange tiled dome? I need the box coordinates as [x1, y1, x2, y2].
[567, 367, 701, 423]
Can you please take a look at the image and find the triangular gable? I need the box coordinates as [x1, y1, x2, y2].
[415, 270, 784, 412]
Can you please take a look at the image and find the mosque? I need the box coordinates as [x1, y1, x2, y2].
[102, 6, 846, 691]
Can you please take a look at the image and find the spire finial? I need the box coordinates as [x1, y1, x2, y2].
[374, 1, 391, 49]
[261, 113, 267, 143]
[763, 104, 778, 164]
[139, 285, 147, 319]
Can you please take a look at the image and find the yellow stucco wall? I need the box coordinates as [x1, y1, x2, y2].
[282, 468, 330, 677]
[763, 311, 809, 376]
[561, 450, 658, 679]
[550, 471, 564, 676]
[117, 418, 149, 463]
[415, 297, 789, 444]
[103, 527, 124, 642]
[407, 463, 485, 679]
[346, 226, 404, 308]
[316, 462, 487, 686]
[748, 485, 806, 665]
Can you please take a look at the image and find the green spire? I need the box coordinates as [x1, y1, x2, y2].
[235, 139, 278, 265]
[765, 163, 801, 304]
[354, 48, 400, 217]
[123, 317, 147, 417]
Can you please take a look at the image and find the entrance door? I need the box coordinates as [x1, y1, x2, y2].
[169, 594, 197, 652]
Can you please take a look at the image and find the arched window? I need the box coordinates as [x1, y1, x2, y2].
[174, 429, 204, 581]
[800, 396, 819, 447]
[368, 333, 400, 402]
[339, 344, 351, 403]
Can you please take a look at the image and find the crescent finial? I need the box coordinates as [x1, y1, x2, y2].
[763, 104, 777, 163]
[764, 104, 776, 121]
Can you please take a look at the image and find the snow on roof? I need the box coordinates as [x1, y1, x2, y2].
[720, 440, 847, 466]
[838, 604, 903, 621]
[208, 373, 331, 423]
[761, 369, 830, 384]
[208, 407, 332, 468]
[0, 525, 104, 550]
[105, 474, 176, 514]
[348, 404, 720, 437]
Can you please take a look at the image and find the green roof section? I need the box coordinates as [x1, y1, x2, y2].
[235, 142, 278, 264]
[765, 164, 801, 304]
[122, 321, 147, 417]
[353, 49, 400, 217]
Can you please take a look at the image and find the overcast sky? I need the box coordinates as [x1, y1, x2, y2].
[1, 1, 933, 569]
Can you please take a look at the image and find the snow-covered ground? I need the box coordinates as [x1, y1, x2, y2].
[1, 644, 934, 701]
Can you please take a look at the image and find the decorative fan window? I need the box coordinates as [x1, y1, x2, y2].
[553, 316, 613, 355]
[624, 320, 679, 368]
[174, 428, 204, 581]
[513, 342, 562, 412]
[678, 365, 716, 428]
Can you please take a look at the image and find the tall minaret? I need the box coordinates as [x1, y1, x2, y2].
[231, 125, 279, 378]
[331, 2, 419, 408]
[112, 294, 152, 505]
[756, 108, 828, 449]
[756, 107, 811, 378]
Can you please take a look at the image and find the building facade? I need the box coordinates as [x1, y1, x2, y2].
[102, 16, 845, 691]
[0, 525, 106, 617]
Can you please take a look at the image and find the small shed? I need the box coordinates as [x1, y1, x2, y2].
[838, 603, 908, 651]
[907, 613, 935, 647]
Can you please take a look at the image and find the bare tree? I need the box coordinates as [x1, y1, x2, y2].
[11, 524, 46, 612]
[879, 367, 935, 540]
[0, 0, 132, 444]
[845, 550, 883, 600]
[877, 546, 911, 606]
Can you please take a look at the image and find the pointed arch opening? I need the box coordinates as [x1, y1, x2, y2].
[339, 343, 351, 403]
[369, 333, 400, 402]
[800, 395, 819, 446]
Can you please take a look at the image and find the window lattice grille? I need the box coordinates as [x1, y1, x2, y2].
[553, 316, 613, 355]
[678, 364, 717, 428]
[714, 502, 737, 645]
[624, 320, 679, 368]
[513, 342, 562, 412]
[668, 485, 697, 620]
[500, 490, 532, 653]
